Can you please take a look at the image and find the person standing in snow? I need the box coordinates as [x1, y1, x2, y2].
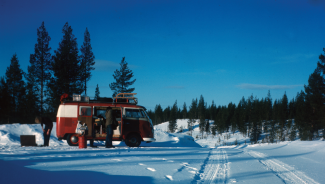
[105, 108, 117, 148]
[35, 116, 53, 146]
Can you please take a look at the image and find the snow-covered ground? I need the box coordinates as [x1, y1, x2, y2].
[0, 120, 324, 184]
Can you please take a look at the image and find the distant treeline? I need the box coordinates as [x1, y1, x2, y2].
[147, 48, 325, 142]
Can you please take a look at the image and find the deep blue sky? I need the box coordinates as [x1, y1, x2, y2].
[1, 0, 325, 110]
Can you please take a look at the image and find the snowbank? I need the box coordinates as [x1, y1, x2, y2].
[140, 128, 201, 147]
[154, 119, 200, 133]
[0, 123, 67, 146]
[140, 119, 201, 147]
[0, 121, 200, 148]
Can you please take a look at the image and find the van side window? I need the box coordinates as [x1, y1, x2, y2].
[80, 106, 91, 116]
[139, 109, 147, 118]
[125, 109, 145, 118]
[95, 109, 106, 118]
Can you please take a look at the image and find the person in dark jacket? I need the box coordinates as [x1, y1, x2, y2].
[35, 116, 53, 146]
[105, 108, 117, 148]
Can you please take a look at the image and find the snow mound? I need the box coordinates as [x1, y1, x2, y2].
[141, 127, 201, 147]
[155, 119, 200, 133]
[142, 119, 201, 147]
[154, 119, 251, 148]
[0, 123, 67, 146]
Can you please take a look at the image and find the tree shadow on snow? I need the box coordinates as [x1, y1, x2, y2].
[0, 159, 154, 184]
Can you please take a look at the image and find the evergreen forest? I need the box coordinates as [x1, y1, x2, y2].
[147, 49, 325, 142]
[0, 22, 134, 123]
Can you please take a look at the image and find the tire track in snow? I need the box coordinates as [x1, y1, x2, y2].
[192, 149, 229, 184]
[247, 150, 319, 184]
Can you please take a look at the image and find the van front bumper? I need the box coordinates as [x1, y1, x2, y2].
[143, 138, 156, 142]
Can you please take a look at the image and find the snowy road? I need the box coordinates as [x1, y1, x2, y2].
[246, 150, 319, 184]
[0, 146, 208, 183]
[194, 149, 229, 184]
[1, 144, 323, 184]
[1, 122, 324, 183]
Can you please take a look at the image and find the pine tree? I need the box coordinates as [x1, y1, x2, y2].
[211, 124, 217, 137]
[146, 109, 155, 122]
[168, 100, 178, 133]
[24, 64, 40, 122]
[270, 99, 280, 142]
[205, 102, 210, 120]
[154, 104, 163, 125]
[5, 54, 26, 123]
[198, 95, 206, 137]
[0, 77, 11, 123]
[315, 48, 325, 139]
[304, 70, 325, 139]
[109, 57, 136, 97]
[288, 98, 295, 119]
[237, 97, 247, 135]
[177, 108, 182, 119]
[80, 28, 95, 95]
[226, 102, 236, 132]
[49, 22, 83, 112]
[230, 105, 240, 133]
[188, 98, 197, 119]
[94, 84, 100, 100]
[279, 92, 288, 141]
[205, 119, 210, 134]
[30, 21, 51, 115]
[210, 100, 216, 120]
[187, 118, 194, 136]
[249, 97, 262, 143]
[294, 91, 311, 140]
[316, 47, 325, 74]
[187, 101, 196, 136]
[182, 102, 187, 119]
[189, 98, 198, 120]
[245, 95, 254, 137]
[265, 90, 273, 121]
[163, 106, 171, 122]
[215, 106, 227, 133]
[289, 125, 296, 141]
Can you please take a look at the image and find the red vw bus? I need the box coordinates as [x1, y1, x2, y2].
[56, 93, 155, 147]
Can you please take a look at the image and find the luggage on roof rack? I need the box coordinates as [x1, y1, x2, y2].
[73, 94, 89, 102]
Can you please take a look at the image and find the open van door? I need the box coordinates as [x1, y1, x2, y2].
[78, 106, 93, 137]
[112, 106, 122, 140]
[122, 108, 143, 147]
[119, 106, 123, 138]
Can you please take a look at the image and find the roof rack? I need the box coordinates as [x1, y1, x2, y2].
[60, 93, 138, 105]
[113, 93, 138, 104]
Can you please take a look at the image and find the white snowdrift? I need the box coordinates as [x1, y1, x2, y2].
[0, 123, 67, 146]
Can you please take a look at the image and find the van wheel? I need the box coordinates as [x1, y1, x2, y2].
[67, 134, 79, 146]
[125, 134, 141, 147]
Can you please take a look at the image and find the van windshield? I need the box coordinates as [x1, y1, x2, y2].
[125, 109, 146, 118]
